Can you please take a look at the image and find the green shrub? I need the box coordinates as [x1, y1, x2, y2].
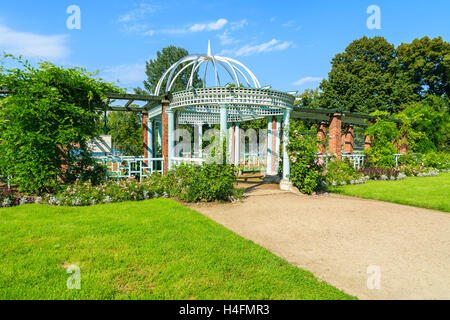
[363, 112, 399, 168]
[48, 163, 240, 206]
[418, 152, 450, 170]
[324, 158, 364, 186]
[0, 54, 119, 195]
[287, 127, 326, 194]
[171, 163, 240, 202]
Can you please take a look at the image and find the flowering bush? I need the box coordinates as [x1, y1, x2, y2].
[0, 185, 35, 207]
[360, 167, 400, 180]
[417, 152, 450, 170]
[397, 164, 439, 177]
[324, 158, 365, 186]
[41, 163, 241, 206]
[287, 128, 326, 194]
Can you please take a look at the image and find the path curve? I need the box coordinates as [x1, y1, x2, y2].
[186, 187, 450, 300]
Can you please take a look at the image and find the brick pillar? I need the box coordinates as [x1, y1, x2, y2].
[343, 125, 354, 154]
[161, 102, 169, 175]
[142, 113, 148, 158]
[364, 135, 371, 150]
[328, 113, 342, 157]
[317, 122, 327, 154]
[398, 134, 408, 154]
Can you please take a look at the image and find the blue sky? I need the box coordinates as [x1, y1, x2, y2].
[0, 0, 449, 93]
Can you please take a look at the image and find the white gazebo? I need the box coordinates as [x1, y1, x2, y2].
[142, 42, 296, 190]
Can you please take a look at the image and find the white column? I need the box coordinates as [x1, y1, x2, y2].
[266, 118, 273, 175]
[220, 105, 228, 164]
[228, 124, 234, 163]
[275, 117, 281, 173]
[157, 119, 162, 156]
[167, 109, 175, 170]
[282, 109, 291, 180]
[194, 124, 203, 158]
[220, 105, 228, 142]
[234, 123, 240, 166]
[148, 119, 153, 159]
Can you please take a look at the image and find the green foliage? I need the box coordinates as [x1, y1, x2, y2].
[0, 54, 119, 194]
[324, 158, 363, 186]
[135, 46, 201, 94]
[397, 36, 450, 98]
[103, 111, 142, 156]
[287, 123, 326, 194]
[48, 163, 240, 206]
[401, 95, 450, 152]
[319, 36, 413, 113]
[417, 151, 450, 170]
[294, 88, 321, 108]
[364, 112, 399, 168]
[169, 163, 241, 202]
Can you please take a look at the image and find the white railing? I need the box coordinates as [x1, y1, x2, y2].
[316, 153, 366, 169]
[341, 153, 366, 169]
[94, 156, 164, 181]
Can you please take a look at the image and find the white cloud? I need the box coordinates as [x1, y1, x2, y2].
[282, 20, 296, 27]
[189, 18, 228, 32]
[143, 18, 229, 36]
[217, 30, 234, 45]
[118, 2, 156, 23]
[230, 19, 248, 31]
[293, 77, 323, 86]
[0, 24, 69, 60]
[216, 19, 247, 45]
[100, 64, 146, 85]
[221, 39, 293, 57]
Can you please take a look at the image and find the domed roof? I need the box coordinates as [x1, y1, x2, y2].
[154, 41, 261, 95]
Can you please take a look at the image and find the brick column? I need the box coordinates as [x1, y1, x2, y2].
[397, 134, 408, 154]
[142, 113, 148, 158]
[317, 122, 327, 154]
[161, 101, 169, 175]
[328, 113, 342, 157]
[364, 135, 371, 150]
[343, 125, 354, 154]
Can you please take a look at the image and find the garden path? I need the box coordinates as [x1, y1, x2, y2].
[186, 186, 450, 300]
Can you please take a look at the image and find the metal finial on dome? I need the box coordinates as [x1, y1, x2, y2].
[154, 42, 261, 95]
[207, 40, 211, 57]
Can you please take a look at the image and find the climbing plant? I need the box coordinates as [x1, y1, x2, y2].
[0, 54, 119, 194]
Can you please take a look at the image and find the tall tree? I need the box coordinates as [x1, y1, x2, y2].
[397, 36, 450, 98]
[318, 36, 413, 114]
[136, 46, 201, 95]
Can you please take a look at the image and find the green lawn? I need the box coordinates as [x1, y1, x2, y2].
[0, 199, 353, 300]
[329, 172, 450, 212]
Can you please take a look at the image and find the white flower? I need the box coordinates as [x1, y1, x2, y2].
[2, 198, 12, 207]
[19, 197, 28, 206]
[103, 196, 112, 203]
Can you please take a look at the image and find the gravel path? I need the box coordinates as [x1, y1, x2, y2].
[186, 186, 450, 300]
